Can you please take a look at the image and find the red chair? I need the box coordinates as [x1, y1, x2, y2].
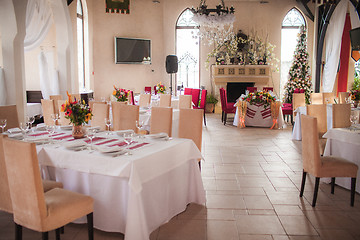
[153, 86, 158, 95]
[263, 87, 273, 92]
[194, 89, 207, 126]
[219, 88, 236, 125]
[282, 103, 293, 123]
[191, 89, 201, 108]
[144, 87, 151, 94]
[184, 88, 192, 95]
[247, 87, 257, 93]
[129, 91, 135, 105]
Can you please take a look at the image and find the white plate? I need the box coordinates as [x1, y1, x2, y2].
[8, 133, 23, 140]
[96, 145, 124, 153]
[27, 137, 50, 145]
[63, 140, 87, 149]
[144, 132, 168, 139]
[7, 128, 21, 134]
[36, 123, 47, 131]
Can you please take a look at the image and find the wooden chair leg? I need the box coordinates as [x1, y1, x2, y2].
[312, 177, 320, 207]
[15, 223, 22, 240]
[87, 213, 94, 240]
[300, 171, 306, 197]
[331, 177, 335, 194]
[351, 178, 356, 207]
[55, 228, 61, 240]
[42, 232, 48, 240]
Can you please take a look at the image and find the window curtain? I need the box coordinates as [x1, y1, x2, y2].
[349, 4, 360, 29]
[24, 0, 53, 51]
[39, 51, 59, 99]
[322, 0, 348, 92]
[0, 67, 6, 105]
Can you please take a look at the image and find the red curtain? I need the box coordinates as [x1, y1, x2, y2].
[337, 14, 351, 94]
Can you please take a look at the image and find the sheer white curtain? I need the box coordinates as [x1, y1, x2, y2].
[0, 67, 6, 105]
[350, 4, 360, 29]
[24, 0, 53, 52]
[39, 51, 59, 99]
[322, 0, 348, 92]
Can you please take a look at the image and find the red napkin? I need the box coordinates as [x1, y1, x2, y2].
[53, 134, 73, 140]
[129, 142, 149, 150]
[28, 132, 49, 137]
[109, 141, 127, 147]
[84, 137, 105, 144]
[95, 139, 117, 145]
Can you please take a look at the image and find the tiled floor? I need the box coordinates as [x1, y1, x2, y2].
[1, 113, 360, 240]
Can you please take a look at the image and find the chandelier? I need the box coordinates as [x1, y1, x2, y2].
[190, 0, 235, 45]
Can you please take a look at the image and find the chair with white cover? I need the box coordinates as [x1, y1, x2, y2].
[57, 100, 71, 126]
[138, 94, 151, 108]
[0, 105, 19, 129]
[178, 95, 192, 109]
[41, 99, 55, 126]
[306, 104, 327, 155]
[310, 93, 323, 104]
[112, 102, 139, 132]
[49, 95, 62, 115]
[332, 103, 351, 128]
[150, 107, 172, 137]
[88, 101, 105, 111]
[0, 135, 63, 215]
[91, 103, 109, 131]
[178, 109, 203, 168]
[70, 93, 81, 102]
[323, 92, 336, 104]
[292, 93, 305, 117]
[299, 115, 358, 207]
[338, 92, 350, 104]
[3, 137, 94, 240]
[159, 94, 171, 107]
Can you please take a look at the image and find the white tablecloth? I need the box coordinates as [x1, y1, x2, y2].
[233, 103, 285, 128]
[323, 127, 360, 193]
[292, 105, 360, 140]
[37, 136, 205, 240]
[134, 95, 179, 109]
[27, 103, 42, 117]
[139, 108, 179, 137]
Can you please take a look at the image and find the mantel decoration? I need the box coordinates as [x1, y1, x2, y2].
[156, 82, 166, 94]
[191, 0, 235, 45]
[240, 90, 277, 109]
[113, 86, 129, 102]
[61, 92, 93, 139]
[206, 30, 279, 69]
[105, 0, 130, 14]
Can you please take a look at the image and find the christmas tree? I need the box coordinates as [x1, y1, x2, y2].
[283, 25, 312, 104]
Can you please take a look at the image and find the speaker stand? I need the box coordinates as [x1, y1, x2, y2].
[169, 73, 177, 96]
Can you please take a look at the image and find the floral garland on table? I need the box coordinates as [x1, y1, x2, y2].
[113, 86, 129, 102]
[350, 89, 360, 101]
[156, 82, 166, 94]
[240, 90, 277, 109]
[61, 92, 92, 126]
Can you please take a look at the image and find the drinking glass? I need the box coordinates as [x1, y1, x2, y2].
[20, 122, 29, 140]
[135, 120, 144, 135]
[86, 128, 97, 151]
[46, 125, 56, 144]
[123, 132, 133, 155]
[27, 116, 35, 132]
[51, 113, 59, 126]
[105, 118, 112, 135]
[350, 112, 359, 130]
[0, 119, 7, 133]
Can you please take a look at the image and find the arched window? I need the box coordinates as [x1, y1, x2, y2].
[176, 9, 200, 90]
[280, 8, 306, 98]
[77, 0, 87, 91]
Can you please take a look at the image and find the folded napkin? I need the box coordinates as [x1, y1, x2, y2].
[128, 142, 149, 150]
[116, 129, 135, 137]
[8, 133, 23, 139]
[63, 140, 87, 149]
[26, 136, 49, 144]
[7, 128, 21, 134]
[144, 132, 169, 139]
[95, 139, 117, 145]
[53, 134, 73, 140]
[95, 145, 123, 153]
[84, 137, 105, 144]
[109, 141, 128, 147]
[28, 132, 49, 137]
[36, 123, 46, 131]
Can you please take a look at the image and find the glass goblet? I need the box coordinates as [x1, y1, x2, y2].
[135, 120, 144, 135]
[123, 132, 134, 155]
[46, 125, 56, 144]
[20, 122, 29, 140]
[27, 116, 35, 132]
[51, 113, 59, 126]
[0, 119, 7, 133]
[105, 118, 112, 135]
[86, 128, 97, 151]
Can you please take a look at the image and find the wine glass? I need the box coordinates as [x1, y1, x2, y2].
[0, 119, 7, 133]
[27, 116, 35, 132]
[20, 122, 29, 140]
[350, 112, 359, 130]
[86, 128, 97, 151]
[46, 125, 56, 144]
[123, 132, 133, 155]
[135, 120, 144, 135]
[105, 118, 112, 135]
[51, 113, 59, 126]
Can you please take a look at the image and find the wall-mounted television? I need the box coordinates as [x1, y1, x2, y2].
[115, 37, 151, 64]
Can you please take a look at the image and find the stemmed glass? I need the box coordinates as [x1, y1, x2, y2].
[123, 132, 133, 155]
[51, 113, 59, 126]
[105, 118, 112, 135]
[20, 122, 29, 140]
[135, 120, 144, 136]
[86, 128, 97, 152]
[46, 125, 56, 144]
[350, 112, 359, 131]
[27, 116, 35, 132]
[0, 119, 7, 133]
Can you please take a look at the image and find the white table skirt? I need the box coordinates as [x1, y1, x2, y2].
[323, 127, 360, 193]
[27, 103, 43, 117]
[37, 137, 205, 240]
[233, 103, 285, 128]
[139, 109, 179, 137]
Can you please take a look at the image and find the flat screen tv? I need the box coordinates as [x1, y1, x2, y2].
[115, 37, 151, 64]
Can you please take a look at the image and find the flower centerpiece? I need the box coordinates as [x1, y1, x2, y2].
[61, 92, 93, 138]
[156, 82, 166, 94]
[240, 90, 277, 108]
[113, 86, 129, 102]
[350, 89, 360, 107]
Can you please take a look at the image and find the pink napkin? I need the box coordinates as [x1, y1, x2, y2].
[84, 137, 105, 144]
[28, 132, 49, 137]
[95, 139, 117, 145]
[109, 141, 128, 147]
[54, 134, 73, 140]
[129, 142, 149, 150]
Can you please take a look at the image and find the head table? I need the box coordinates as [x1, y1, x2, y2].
[8, 128, 206, 240]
